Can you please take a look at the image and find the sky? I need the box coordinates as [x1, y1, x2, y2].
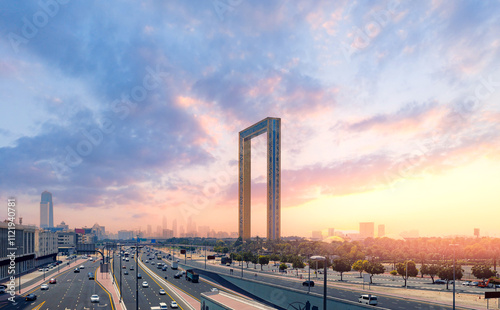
[1, 0, 499, 238]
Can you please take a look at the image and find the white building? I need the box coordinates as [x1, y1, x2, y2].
[35, 229, 58, 266]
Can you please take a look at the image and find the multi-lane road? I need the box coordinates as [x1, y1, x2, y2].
[1, 258, 113, 310]
[152, 247, 481, 310]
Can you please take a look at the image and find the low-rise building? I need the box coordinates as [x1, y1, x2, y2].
[35, 229, 58, 266]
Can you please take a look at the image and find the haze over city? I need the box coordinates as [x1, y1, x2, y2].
[1, 1, 500, 238]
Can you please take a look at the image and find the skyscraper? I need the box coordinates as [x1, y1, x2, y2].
[172, 219, 177, 238]
[359, 222, 374, 239]
[378, 224, 385, 237]
[40, 191, 54, 228]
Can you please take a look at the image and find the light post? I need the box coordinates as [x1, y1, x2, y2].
[307, 254, 311, 294]
[311, 256, 327, 310]
[450, 244, 459, 310]
[405, 260, 408, 289]
[119, 244, 122, 301]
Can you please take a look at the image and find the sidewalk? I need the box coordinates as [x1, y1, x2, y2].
[95, 267, 124, 310]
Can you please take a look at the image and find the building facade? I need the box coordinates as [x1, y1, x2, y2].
[35, 229, 58, 266]
[0, 222, 36, 280]
[359, 222, 375, 239]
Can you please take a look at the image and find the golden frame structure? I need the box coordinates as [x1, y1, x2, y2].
[238, 117, 281, 240]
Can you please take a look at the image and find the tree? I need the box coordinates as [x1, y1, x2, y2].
[352, 260, 368, 278]
[241, 251, 254, 268]
[472, 264, 496, 280]
[390, 270, 398, 280]
[279, 263, 288, 271]
[420, 264, 440, 283]
[364, 261, 385, 284]
[291, 256, 305, 269]
[269, 253, 280, 265]
[258, 255, 269, 271]
[438, 263, 463, 290]
[332, 258, 351, 281]
[396, 260, 419, 287]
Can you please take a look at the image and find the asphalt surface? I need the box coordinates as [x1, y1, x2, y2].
[1, 258, 112, 310]
[157, 248, 477, 310]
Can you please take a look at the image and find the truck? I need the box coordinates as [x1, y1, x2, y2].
[221, 257, 232, 265]
[171, 261, 178, 270]
[186, 269, 199, 283]
[478, 278, 494, 288]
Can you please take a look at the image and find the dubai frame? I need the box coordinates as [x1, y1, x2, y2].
[238, 117, 281, 240]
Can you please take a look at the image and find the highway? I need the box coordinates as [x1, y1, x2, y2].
[156, 247, 476, 310]
[1, 257, 113, 310]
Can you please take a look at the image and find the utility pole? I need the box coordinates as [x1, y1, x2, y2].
[136, 238, 139, 310]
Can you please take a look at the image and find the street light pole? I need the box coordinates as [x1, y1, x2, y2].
[308, 254, 311, 294]
[405, 260, 408, 289]
[450, 244, 459, 310]
[311, 255, 327, 310]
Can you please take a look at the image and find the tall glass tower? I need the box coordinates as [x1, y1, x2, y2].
[40, 191, 54, 228]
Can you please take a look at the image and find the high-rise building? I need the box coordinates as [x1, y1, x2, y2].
[147, 225, 152, 237]
[328, 228, 335, 237]
[162, 216, 167, 230]
[378, 224, 385, 237]
[311, 231, 323, 240]
[359, 222, 374, 239]
[172, 219, 177, 237]
[40, 191, 54, 228]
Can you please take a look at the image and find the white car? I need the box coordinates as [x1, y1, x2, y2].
[159, 289, 166, 295]
[462, 281, 470, 286]
[79, 265, 85, 269]
[170, 301, 179, 308]
[90, 294, 100, 303]
[358, 294, 378, 306]
[41, 284, 49, 290]
[142, 281, 149, 288]
[210, 288, 219, 292]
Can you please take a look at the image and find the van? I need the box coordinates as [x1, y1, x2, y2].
[358, 294, 378, 305]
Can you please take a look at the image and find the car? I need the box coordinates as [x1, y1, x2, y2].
[41, 284, 49, 290]
[26, 293, 37, 301]
[462, 281, 470, 286]
[137, 273, 142, 279]
[74, 268, 80, 273]
[90, 294, 100, 303]
[45, 268, 49, 271]
[171, 301, 179, 308]
[159, 289, 166, 295]
[0, 288, 5, 294]
[88, 272, 95, 280]
[145, 260, 149, 263]
[142, 281, 149, 288]
[49, 278, 56, 284]
[302, 280, 315, 287]
[38, 268, 43, 272]
[471, 281, 479, 286]
[122, 265, 126, 269]
[174, 273, 182, 279]
[162, 266, 168, 271]
[124, 270, 129, 275]
[211, 288, 219, 292]
[159, 302, 168, 310]
[358, 294, 378, 305]
[130, 266, 134, 270]
[79, 265, 85, 269]
[435, 279, 446, 284]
